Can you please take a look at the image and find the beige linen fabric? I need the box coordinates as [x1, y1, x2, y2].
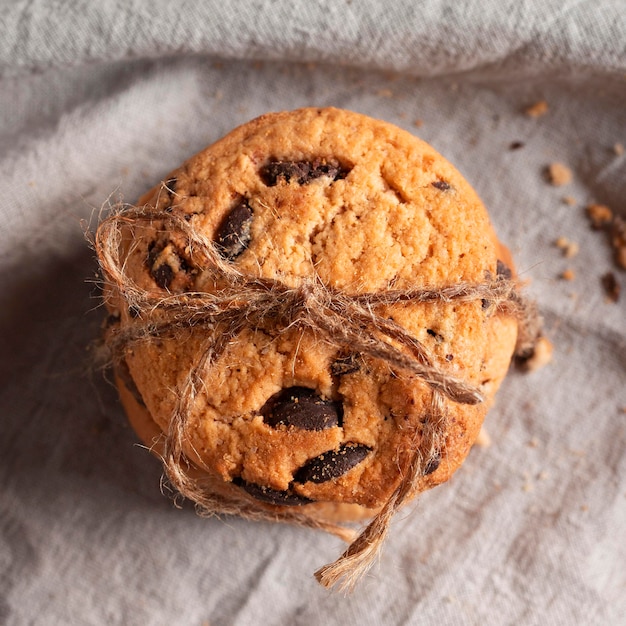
[1, 1, 624, 624]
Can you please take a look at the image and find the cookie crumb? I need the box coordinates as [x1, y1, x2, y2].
[555, 237, 579, 258]
[528, 437, 540, 448]
[520, 336, 553, 372]
[475, 427, 492, 448]
[562, 195, 577, 206]
[601, 272, 620, 302]
[525, 100, 548, 118]
[547, 162, 572, 186]
[586, 203, 613, 229]
[376, 88, 393, 98]
[413, 119, 423, 128]
[611, 217, 626, 269]
[569, 448, 586, 458]
[560, 268, 576, 281]
[614, 142, 624, 156]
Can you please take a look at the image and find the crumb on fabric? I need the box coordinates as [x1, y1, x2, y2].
[586, 203, 613, 229]
[521, 473, 534, 492]
[586, 206, 626, 271]
[525, 100, 549, 118]
[520, 336, 554, 372]
[611, 217, 626, 269]
[560, 268, 576, 281]
[601, 272, 620, 302]
[547, 162, 572, 186]
[555, 237, 579, 258]
[528, 437, 540, 448]
[413, 119, 423, 128]
[614, 142, 624, 156]
[562, 195, 577, 206]
[475, 427, 492, 448]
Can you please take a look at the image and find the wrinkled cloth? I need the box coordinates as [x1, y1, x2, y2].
[1, 1, 625, 624]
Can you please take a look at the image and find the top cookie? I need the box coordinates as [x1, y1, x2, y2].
[104, 107, 519, 517]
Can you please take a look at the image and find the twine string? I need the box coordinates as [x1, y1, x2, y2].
[95, 204, 541, 591]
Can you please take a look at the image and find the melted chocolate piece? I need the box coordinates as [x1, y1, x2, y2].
[104, 312, 121, 328]
[147, 240, 193, 291]
[423, 452, 441, 475]
[151, 263, 175, 289]
[431, 180, 451, 191]
[331, 354, 361, 377]
[234, 478, 312, 506]
[426, 328, 444, 343]
[496, 259, 513, 279]
[214, 198, 253, 260]
[261, 387, 342, 430]
[115, 359, 146, 407]
[260, 158, 348, 186]
[294, 444, 371, 484]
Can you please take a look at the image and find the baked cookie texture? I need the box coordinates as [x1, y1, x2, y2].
[102, 107, 520, 522]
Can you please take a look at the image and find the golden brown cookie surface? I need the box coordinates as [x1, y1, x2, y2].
[104, 107, 519, 519]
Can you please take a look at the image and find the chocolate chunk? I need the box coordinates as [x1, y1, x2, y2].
[214, 198, 253, 260]
[115, 359, 146, 407]
[104, 312, 121, 328]
[431, 180, 451, 191]
[331, 353, 361, 376]
[152, 263, 175, 289]
[496, 259, 513, 279]
[294, 444, 370, 484]
[260, 158, 348, 186]
[147, 241, 187, 290]
[426, 328, 444, 343]
[261, 386, 342, 430]
[234, 478, 312, 506]
[423, 452, 441, 475]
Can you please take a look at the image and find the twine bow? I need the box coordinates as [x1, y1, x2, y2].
[94, 204, 540, 592]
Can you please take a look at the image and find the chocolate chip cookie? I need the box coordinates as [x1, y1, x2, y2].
[98, 107, 529, 526]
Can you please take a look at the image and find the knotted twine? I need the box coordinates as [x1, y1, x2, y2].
[94, 202, 542, 592]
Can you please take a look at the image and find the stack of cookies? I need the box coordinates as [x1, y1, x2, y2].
[96, 107, 538, 588]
